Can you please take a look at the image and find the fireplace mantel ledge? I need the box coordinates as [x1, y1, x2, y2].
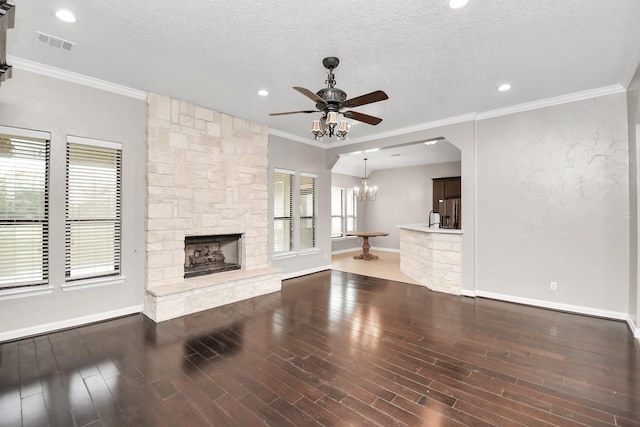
[147, 267, 282, 297]
[144, 267, 283, 322]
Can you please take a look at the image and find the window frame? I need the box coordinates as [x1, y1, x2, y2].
[64, 135, 123, 286]
[331, 185, 357, 239]
[299, 172, 317, 252]
[0, 126, 51, 292]
[273, 168, 294, 257]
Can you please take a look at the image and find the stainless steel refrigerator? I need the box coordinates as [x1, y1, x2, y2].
[438, 198, 461, 229]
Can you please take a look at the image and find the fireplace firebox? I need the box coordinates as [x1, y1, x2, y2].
[184, 234, 242, 279]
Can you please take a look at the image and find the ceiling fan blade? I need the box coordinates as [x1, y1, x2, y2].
[341, 90, 388, 109]
[343, 110, 383, 126]
[269, 110, 317, 116]
[293, 86, 327, 106]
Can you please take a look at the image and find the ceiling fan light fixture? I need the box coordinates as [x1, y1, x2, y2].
[270, 57, 388, 142]
[337, 120, 349, 138]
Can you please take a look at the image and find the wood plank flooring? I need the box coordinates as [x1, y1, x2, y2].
[1, 270, 639, 426]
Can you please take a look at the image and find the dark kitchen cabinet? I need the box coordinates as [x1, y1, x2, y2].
[432, 176, 462, 229]
[432, 176, 461, 209]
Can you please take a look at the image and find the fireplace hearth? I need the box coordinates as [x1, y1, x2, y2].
[184, 234, 242, 278]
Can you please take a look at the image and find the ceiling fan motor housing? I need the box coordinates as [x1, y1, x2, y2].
[316, 87, 347, 107]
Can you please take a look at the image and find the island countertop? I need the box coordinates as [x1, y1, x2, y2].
[397, 224, 463, 234]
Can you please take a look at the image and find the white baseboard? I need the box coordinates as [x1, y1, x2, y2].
[474, 290, 627, 321]
[282, 265, 332, 280]
[627, 315, 640, 339]
[371, 246, 400, 253]
[0, 305, 143, 343]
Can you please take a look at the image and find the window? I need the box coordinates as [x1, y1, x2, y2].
[331, 186, 357, 238]
[299, 173, 317, 250]
[273, 169, 293, 254]
[65, 136, 122, 281]
[0, 127, 50, 288]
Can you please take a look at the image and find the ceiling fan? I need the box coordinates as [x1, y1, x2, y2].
[270, 57, 388, 139]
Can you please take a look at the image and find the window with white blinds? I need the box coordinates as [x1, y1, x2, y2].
[0, 128, 50, 289]
[273, 169, 293, 254]
[331, 186, 357, 238]
[299, 173, 317, 250]
[331, 187, 343, 238]
[65, 136, 122, 281]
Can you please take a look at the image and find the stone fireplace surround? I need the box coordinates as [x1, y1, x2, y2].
[144, 93, 281, 322]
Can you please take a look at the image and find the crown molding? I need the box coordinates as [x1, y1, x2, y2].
[342, 113, 478, 145]
[269, 112, 478, 149]
[7, 56, 148, 100]
[476, 84, 626, 120]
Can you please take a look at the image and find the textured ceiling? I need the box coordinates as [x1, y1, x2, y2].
[6, 0, 640, 175]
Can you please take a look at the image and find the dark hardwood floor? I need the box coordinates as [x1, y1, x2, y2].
[1, 270, 639, 426]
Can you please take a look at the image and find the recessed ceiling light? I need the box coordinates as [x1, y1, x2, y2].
[424, 140, 438, 146]
[498, 83, 512, 92]
[257, 89, 269, 96]
[55, 10, 76, 23]
[447, 0, 469, 9]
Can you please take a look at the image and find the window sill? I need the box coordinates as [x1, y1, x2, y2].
[0, 284, 54, 301]
[298, 248, 320, 256]
[63, 275, 126, 291]
[273, 251, 297, 260]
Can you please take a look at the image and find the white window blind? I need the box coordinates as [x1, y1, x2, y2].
[330, 186, 357, 238]
[299, 173, 317, 250]
[346, 187, 357, 233]
[331, 187, 343, 238]
[65, 137, 122, 281]
[0, 129, 50, 288]
[273, 169, 293, 253]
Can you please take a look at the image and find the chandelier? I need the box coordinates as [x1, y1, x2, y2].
[354, 158, 377, 203]
[311, 112, 348, 140]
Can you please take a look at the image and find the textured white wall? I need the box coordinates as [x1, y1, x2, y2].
[0, 70, 147, 339]
[476, 92, 629, 314]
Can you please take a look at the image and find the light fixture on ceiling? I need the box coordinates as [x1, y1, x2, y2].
[257, 89, 269, 96]
[270, 57, 387, 142]
[354, 158, 377, 203]
[498, 83, 512, 92]
[311, 112, 349, 140]
[55, 9, 76, 23]
[447, 0, 469, 9]
[424, 139, 438, 146]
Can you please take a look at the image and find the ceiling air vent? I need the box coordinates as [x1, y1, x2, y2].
[35, 31, 75, 51]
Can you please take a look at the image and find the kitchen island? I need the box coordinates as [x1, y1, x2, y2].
[397, 224, 463, 295]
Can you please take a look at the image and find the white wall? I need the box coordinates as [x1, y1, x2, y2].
[0, 70, 147, 341]
[364, 161, 461, 250]
[476, 92, 629, 315]
[268, 136, 332, 278]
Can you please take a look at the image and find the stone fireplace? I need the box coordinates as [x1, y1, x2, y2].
[144, 93, 281, 322]
[184, 234, 242, 278]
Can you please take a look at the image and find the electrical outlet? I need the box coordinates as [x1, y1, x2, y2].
[550, 281, 558, 291]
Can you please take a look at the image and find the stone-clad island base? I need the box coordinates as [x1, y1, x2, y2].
[398, 224, 463, 295]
